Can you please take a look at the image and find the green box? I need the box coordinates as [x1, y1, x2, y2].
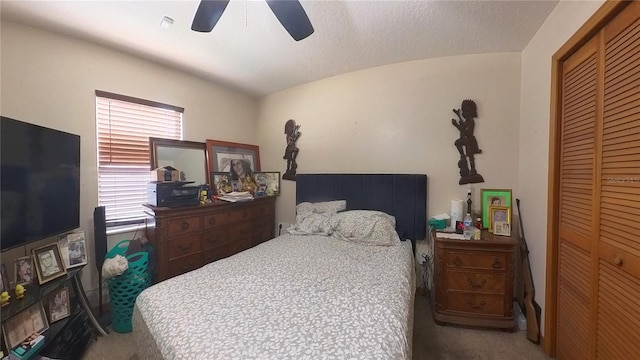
[428, 218, 447, 230]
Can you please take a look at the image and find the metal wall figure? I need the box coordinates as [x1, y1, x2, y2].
[452, 100, 484, 185]
[282, 119, 301, 181]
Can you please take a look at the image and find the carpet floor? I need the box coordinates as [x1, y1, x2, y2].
[82, 292, 550, 359]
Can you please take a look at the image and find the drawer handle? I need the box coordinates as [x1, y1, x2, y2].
[613, 256, 623, 266]
[453, 257, 462, 267]
[493, 259, 502, 269]
[466, 278, 486, 289]
[206, 236, 218, 243]
[467, 300, 486, 309]
[242, 211, 249, 219]
[179, 265, 194, 272]
[209, 217, 217, 225]
[178, 244, 192, 252]
[181, 221, 189, 230]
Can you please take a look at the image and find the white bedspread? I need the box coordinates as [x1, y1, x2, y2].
[133, 234, 415, 360]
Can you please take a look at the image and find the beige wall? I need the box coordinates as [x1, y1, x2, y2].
[0, 21, 258, 295]
[519, 0, 604, 332]
[257, 53, 522, 244]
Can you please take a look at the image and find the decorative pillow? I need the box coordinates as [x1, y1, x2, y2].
[287, 212, 339, 236]
[332, 210, 400, 246]
[296, 200, 347, 215]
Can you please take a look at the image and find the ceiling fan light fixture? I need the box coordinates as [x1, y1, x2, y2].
[191, 0, 314, 41]
[160, 16, 174, 28]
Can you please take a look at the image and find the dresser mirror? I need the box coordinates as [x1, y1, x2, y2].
[149, 137, 208, 185]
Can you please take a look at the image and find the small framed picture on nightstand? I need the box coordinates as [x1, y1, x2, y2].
[494, 221, 511, 236]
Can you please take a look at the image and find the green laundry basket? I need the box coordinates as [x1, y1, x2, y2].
[106, 240, 152, 333]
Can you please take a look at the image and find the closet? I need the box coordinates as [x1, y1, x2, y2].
[549, 1, 640, 359]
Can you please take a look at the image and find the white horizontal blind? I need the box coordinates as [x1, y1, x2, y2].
[96, 91, 183, 226]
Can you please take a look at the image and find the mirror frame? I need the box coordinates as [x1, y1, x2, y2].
[149, 137, 208, 184]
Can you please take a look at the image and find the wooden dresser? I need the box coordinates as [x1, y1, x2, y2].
[143, 196, 276, 282]
[432, 230, 517, 330]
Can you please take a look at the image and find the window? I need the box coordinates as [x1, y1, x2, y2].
[95, 90, 183, 227]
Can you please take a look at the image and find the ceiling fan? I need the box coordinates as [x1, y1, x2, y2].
[191, 0, 314, 41]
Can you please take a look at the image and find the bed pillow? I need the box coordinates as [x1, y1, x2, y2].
[296, 200, 347, 215]
[287, 211, 339, 236]
[332, 210, 400, 246]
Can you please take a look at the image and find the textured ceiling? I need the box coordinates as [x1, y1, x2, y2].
[1, 0, 558, 97]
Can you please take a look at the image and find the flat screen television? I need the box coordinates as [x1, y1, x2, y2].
[1, 116, 81, 252]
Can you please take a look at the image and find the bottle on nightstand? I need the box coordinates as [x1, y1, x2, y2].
[463, 213, 472, 240]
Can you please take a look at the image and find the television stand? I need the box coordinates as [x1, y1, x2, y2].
[0, 266, 108, 358]
[71, 274, 109, 336]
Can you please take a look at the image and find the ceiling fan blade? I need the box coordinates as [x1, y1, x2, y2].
[265, 0, 314, 41]
[191, 0, 230, 32]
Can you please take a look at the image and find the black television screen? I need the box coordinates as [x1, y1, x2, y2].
[1, 116, 80, 252]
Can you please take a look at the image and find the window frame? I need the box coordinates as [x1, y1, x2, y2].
[95, 90, 184, 227]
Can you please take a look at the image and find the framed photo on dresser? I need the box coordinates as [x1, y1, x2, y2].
[253, 172, 280, 197]
[206, 139, 260, 173]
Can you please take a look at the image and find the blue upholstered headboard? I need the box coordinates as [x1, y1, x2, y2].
[296, 174, 427, 245]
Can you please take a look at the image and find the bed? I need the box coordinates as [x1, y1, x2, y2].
[132, 174, 427, 360]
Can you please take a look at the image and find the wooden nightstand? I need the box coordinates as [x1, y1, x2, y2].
[432, 229, 517, 330]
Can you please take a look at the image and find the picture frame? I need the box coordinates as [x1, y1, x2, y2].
[480, 189, 512, 229]
[0, 263, 9, 293]
[489, 206, 511, 233]
[47, 286, 71, 323]
[2, 301, 48, 350]
[205, 140, 260, 185]
[58, 231, 88, 269]
[14, 256, 34, 286]
[493, 221, 511, 236]
[32, 243, 67, 285]
[252, 171, 281, 197]
[211, 172, 234, 195]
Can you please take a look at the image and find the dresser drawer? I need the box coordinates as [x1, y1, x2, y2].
[167, 234, 201, 259]
[447, 252, 507, 271]
[168, 253, 202, 278]
[446, 292, 506, 316]
[202, 228, 231, 250]
[251, 204, 274, 218]
[203, 237, 250, 263]
[230, 223, 252, 238]
[253, 217, 273, 233]
[167, 216, 202, 237]
[252, 229, 272, 247]
[448, 271, 506, 294]
[203, 209, 250, 229]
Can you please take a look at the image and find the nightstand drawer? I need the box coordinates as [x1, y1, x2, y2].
[168, 253, 202, 278]
[447, 252, 507, 271]
[203, 209, 250, 229]
[446, 292, 505, 316]
[167, 234, 201, 259]
[448, 271, 506, 293]
[167, 216, 202, 237]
